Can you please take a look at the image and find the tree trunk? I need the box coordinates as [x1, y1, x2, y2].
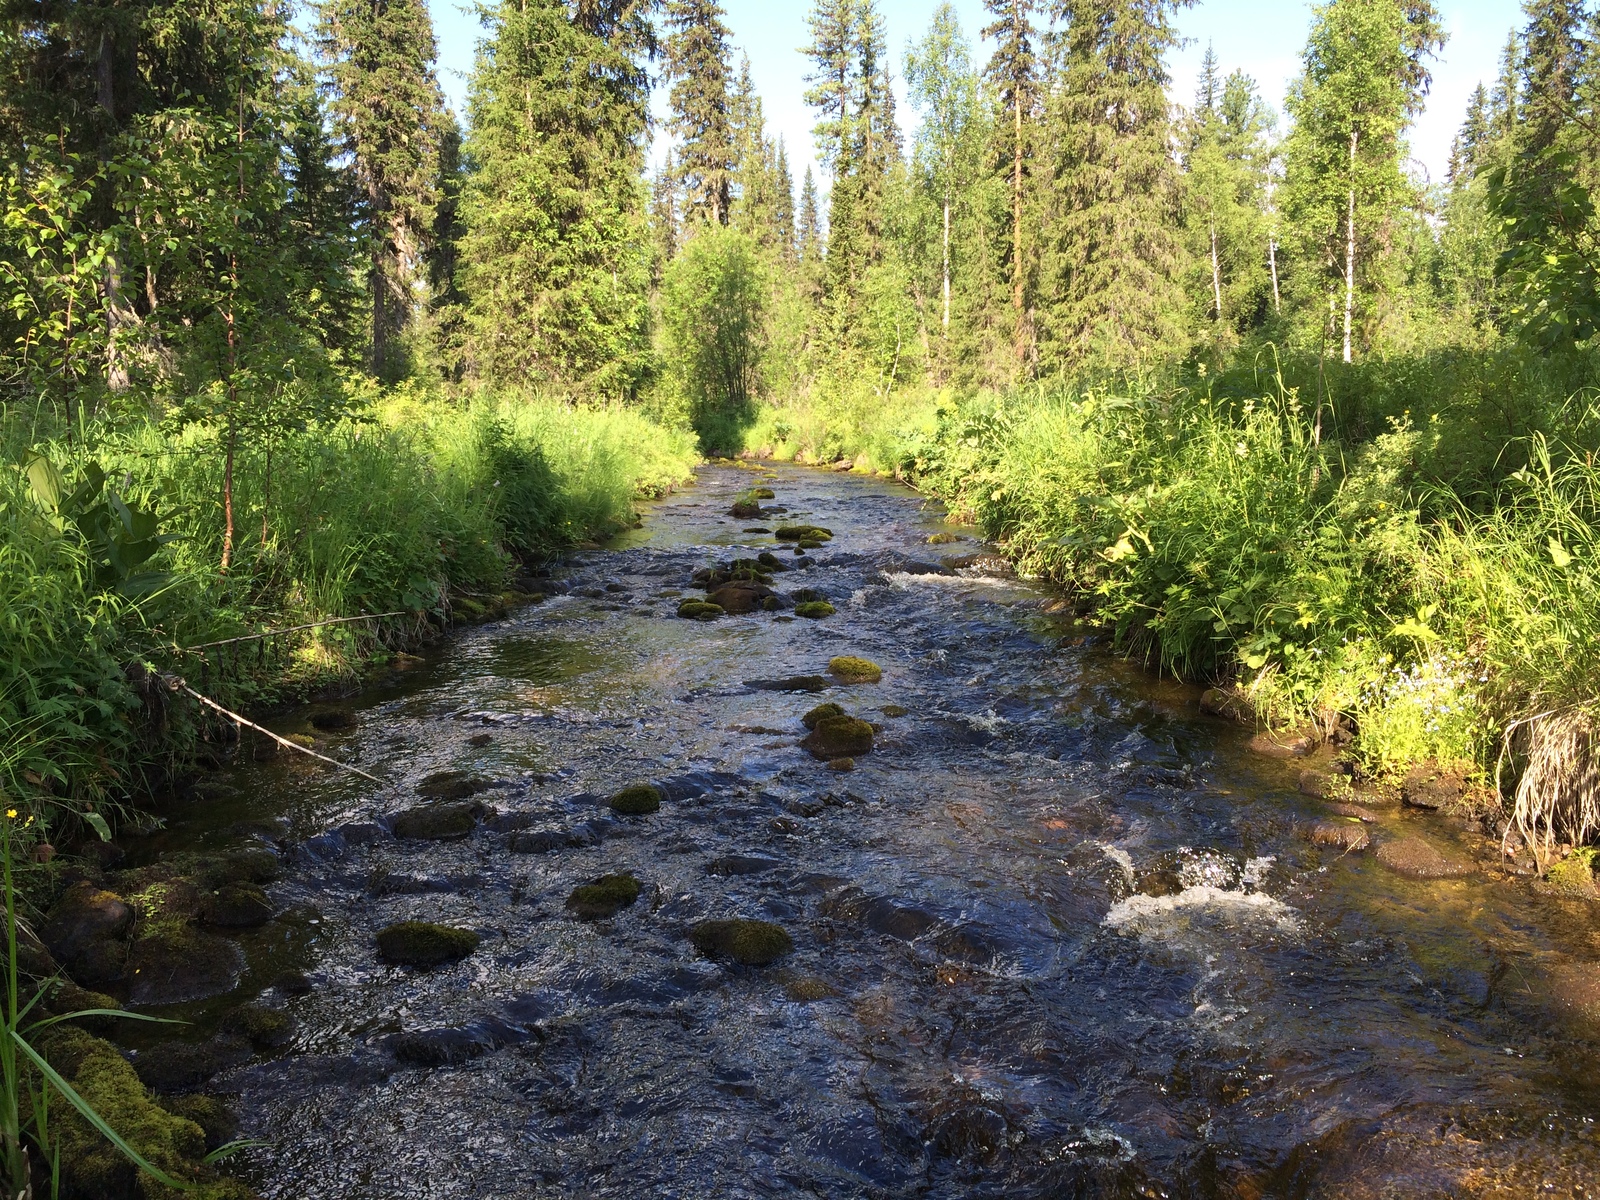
[1343, 129, 1357, 365]
[1269, 236, 1281, 313]
[221, 418, 237, 574]
[942, 194, 951, 332]
[1012, 83, 1024, 365]
[1209, 212, 1222, 321]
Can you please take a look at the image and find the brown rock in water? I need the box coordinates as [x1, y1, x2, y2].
[709, 582, 775, 614]
[801, 716, 874, 760]
[1298, 769, 1335, 798]
[40, 882, 134, 987]
[1199, 687, 1254, 723]
[1400, 761, 1466, 810]
[1375, 836, 1474, 879]
[1248, 726, 1318, 758]
[827, 757, 856, 772]
[1306, 821, 1370, 852]
[1324, 801, 1382, 822]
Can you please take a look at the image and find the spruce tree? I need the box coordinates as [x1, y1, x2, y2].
[457, 0, 653, 394]
[798, 165, 825, 265]
[803, 0, 857, 173]
[663, 0, 735, 227]
[773, 140, 798, 259]
[981, 0, 1040, 366]
[1038, 0, 1192, 369]
[318, 0, 448, 380]
[1448, 83, 1490, 185]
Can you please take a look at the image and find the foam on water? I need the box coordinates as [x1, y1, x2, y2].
[1102, 885, 1305, 939]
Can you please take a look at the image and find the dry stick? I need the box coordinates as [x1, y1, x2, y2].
[181, 611, 410, 653]
[165, 676, 384, 785]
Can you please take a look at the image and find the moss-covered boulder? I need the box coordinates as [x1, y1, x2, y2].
[391, 801, 480, 840]
[202, 882, 275, 928]
[678, 600, 725, 620]
[756, 551, 789, 571]
[691, 918, 794, 965]
[795, 601, 836, 619]
[44, 1026, 261, 1200]
[730, 492, 764, 518]
[828, 656, 882, 684]
[802, 715, 874, 760]
[801, 702, 847, 730]
[159, 1094, 239, 1155]
[775, 525, 833, 541]
[565, 872, 643, 919]
[751, 487, 777, 500]
[376, 921, 480, 967]
[126, 925, 246, 1006]
[1547, 848, 1600, 898]
[415, 770, 497, 801]
[609, 784, 663, 815]
[39, 881, 133, 987]
[927, 532, 959, 545]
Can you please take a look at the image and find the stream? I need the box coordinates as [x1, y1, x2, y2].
[125, 464, 1600, 1198]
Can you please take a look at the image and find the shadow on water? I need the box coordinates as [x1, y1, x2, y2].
[115, 464, 1600, 1199]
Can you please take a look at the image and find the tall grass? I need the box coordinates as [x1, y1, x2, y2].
[0, 388, 697, 838]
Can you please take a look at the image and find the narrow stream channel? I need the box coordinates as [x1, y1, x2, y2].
[128, 464, 1600, 1198]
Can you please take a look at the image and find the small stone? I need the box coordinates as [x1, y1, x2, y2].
[880, 704, 910, 718]
[376, 921, 480, 967]
[827, 757, 856, 772]
[609, 785, 663, 815]
[801, 716, 874, 760]
[1248, 726, 1317, 758]
[775, 525, 833, 542]
[565, 872, 642, 919]
[415, 771, 496, 801]
[748, 675, 829, 693]
[708, 583, 774, 614]
[801, 702, 846, 729]
[1199, 687, 1254, 723]
[828, 656, 882, 684]
[468, 733, 493, 748]
[795, 601, 836, 619]
[1306, 821, 1370, 852]
[691, 918, 793, 965]
[1375, 836, 1474, 879]
[1400, 761, 1467, 810]
[309, 707, 357, 732]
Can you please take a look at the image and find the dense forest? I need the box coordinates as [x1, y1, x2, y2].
[4, 0, 1600, 1190]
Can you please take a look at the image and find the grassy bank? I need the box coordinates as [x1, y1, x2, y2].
[745, 347, 1600, 855]
[0, 390, 697, 841]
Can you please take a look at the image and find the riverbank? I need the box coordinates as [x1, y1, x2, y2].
[740, 353, 1600, 871]
[1, 389, 698, 848]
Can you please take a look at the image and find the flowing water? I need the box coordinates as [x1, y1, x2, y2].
[128, 464, 1600, 1198]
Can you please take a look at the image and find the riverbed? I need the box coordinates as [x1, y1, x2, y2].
[128, 463, 1600, 1198]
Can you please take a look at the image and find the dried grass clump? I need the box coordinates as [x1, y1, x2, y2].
[1503, 708, 1600, 865]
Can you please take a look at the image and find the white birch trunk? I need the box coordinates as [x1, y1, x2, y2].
[1209, 213, 1222, 321]
[1343, 129, 1358, 365]
[942, 195, 951, 332]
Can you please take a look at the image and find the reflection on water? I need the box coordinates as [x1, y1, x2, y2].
[125, 464, 1599, 1199]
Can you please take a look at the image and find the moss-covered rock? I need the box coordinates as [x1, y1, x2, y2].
[202, 882, 275, 928]
[44, 1026, 261, 1200]
[565, 872, 643, 919]
[691, 918, 794, 965]
[927, 532, 959, 545]
[730, 492, 763, 518]
[220, 1003, 295, 1049]
[609, 784, 663, 815]
[126, 925, 246, 1006]
[880, 704, 910, 718]
[826, 757, 855, 772]
[795, 601, 835, 619]
[678, 600, 725, 620]
[802, 715, 874, 760]
[801, 702, 847, 730]
[391, 801, 480, 841]
[709, 583, 775, 614]
[751, 487, 776, 500]
[1547, 848, 1600, 898]
[376, 921, 480, 967]
[39, 880, 133, 987]
[828, 656, 882, 684]
[797, 539, 823, 550]
[416, 770, 496, 801]
[775, 525, 833, 541]
[159, 1094, 238, 1154]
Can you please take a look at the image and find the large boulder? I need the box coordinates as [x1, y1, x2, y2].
[40, 882, 133, 987]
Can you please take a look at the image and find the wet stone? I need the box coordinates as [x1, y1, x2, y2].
[828, 656, 882, 684]
[706, 855, 785, 876]
[221, 1003, 295, 1049]
[609, 784, 663, 815]
[309, 707, 357, 732]
[1248, 726, 1318, 758]
[802, 702, 846, 729]
[376, 921, 480, 967]
[508, 827, 599, 855]
[565, 872, 642, 920]
[201, 882, 275, 927]
[415, 771, 497, 802]
[678, 601, 724, 621]
[827, 757, 856, 772]
[1306, 821, 1370, 852]
[40, 881, 134, 986]
[691, 918, 794, 965]
[467, 733, 493, 748]
[391, 801, 482, 841]
[126, 928, 246, 1006]
[129, 1036, 252, 1094]
[748, 675, 830, 693]
[1375, 836, 1474, 879]
[802, 716, 874, 760]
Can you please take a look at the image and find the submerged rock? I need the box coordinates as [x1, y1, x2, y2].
[748, 675, 830, 693]
[678, 600, 725, 621]
[566, 872, 643, 919]
[416, 771, 497, 802]
[828, 656, 882, 684]
[309, 707, 357, 732]
[880, 704, 910, 718]
[220, 1003, 295, 1050]
[391, 801, 481, 841]
[1306, 820, 1370, 852]
[202, 882, 275, 928]
[802, 715, 874, 760]
[1247, 726, 1317, 758]
[1374, 836, 1474, 879]
[775, 525, 833, 542]
[609, 784, 663, 815]
[794, 601, 836, 619]
[827, 757, 856, 772]
[376, 921, 480, 967]
[709, 582, 775, 614]
[690, 918, 793, 965]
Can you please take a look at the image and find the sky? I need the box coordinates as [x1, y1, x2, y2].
[426, 0, 1526, 192]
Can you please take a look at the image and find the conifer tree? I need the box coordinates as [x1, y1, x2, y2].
[318, 0, 448, 380]
[663, 0, 735, 226]
[457, 0, 653, 393]
[803, 0, 857, 173]
[798, 165, 825, 266]
[1448, 82, 1491, 185]
[981, 0, 1040, 366]
[773, 140, 798, 259]
[1039, 0, 1192, 369]
[649, 154, 682, 285]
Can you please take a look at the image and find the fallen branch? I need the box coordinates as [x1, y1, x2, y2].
[181, 611, 412, 653]
[162, 675, 384, 785]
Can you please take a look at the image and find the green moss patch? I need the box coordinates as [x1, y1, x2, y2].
[392, 801, 480, 840]
[609, 784, 664, 815]
[774, 525, 833, 541]
[1547, 848, 1599, 897]
[678, 600, 725, 620]
[802, 702, 847, 730]
[566, 872, 643, 919]
[690, 918, 794, 965]
[828, 656, 882, 684]
[795, 601, 836, 619]
[376, 921, 480, 967]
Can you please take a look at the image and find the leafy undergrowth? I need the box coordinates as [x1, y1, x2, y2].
[0, 387, 697, 839]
